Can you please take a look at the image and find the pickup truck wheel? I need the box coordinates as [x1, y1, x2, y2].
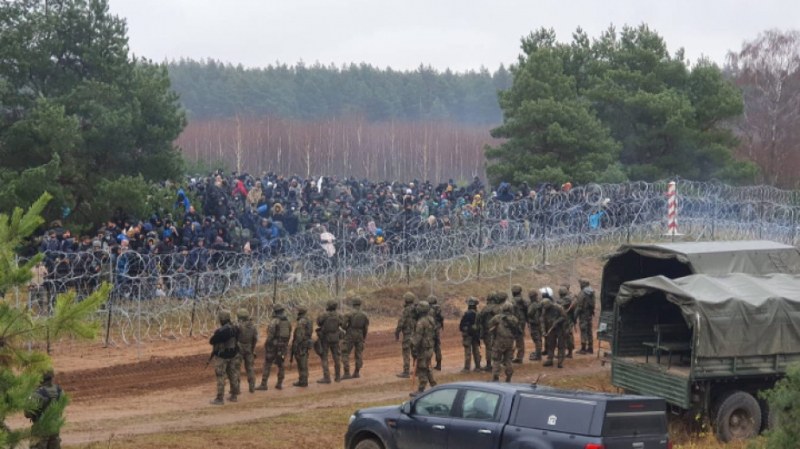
[714, 391, 761, 442]
[354, 438, 383, 449]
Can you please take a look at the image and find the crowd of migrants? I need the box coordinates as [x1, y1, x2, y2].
[208, 279, 595, 403]
[31, 172, 593, 302]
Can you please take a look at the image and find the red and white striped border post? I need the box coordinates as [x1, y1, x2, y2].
[667, 181, 678, 236]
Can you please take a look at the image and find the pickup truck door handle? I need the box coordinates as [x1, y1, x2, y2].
[432, 424, 446, 430]
[478, 429, 492, 435]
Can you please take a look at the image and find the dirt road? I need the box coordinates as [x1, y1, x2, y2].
[48, 322, 605, 446]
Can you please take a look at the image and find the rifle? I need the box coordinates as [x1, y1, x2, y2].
[205, 348, 215, 368]
[289, 337, 296, 368]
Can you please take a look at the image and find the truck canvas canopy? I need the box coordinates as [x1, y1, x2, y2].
[617, 273, 800, 358]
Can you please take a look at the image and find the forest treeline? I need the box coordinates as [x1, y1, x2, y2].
[167, 59, 511, 124]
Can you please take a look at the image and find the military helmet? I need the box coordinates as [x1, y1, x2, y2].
[326, 300, 338, 310]
[501, 302, 514, 314]
[296, 306, 308, 315]
[540, 287, 553, 299]
[351, 297, 362, 306]
[237, 308, 250, 319]
[497, 291, 508, 301]
[417, 300, 430, 313]
[466, 297, 478, 307]
[558, 286, 568, 297]
[579, 278, 590, 288]
[403, 292, 416, 304]
[541, 298, 553, 308]
[273, 304, 285, 314]
[218, 309, 231, 323]
[427, 295, 438, 305]
[582, 286, 594, 296]
[528, 289, 539, 300]
[42, 369, 54, 382]
[511, 284, 522, 294]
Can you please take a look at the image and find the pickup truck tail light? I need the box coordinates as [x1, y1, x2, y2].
[584, 444, 605, 449]
[667, 441, 673, 449]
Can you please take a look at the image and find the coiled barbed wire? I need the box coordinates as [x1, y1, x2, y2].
[19, 180, 800, 344]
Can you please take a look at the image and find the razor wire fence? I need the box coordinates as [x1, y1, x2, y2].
[21, 179, 800, 345]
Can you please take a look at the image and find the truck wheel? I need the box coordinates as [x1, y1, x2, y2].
[354, 438, 383, 449]
[714, 391, 762, 442]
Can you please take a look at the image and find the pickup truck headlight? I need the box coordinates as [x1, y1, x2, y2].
[349, 414, 356, 425]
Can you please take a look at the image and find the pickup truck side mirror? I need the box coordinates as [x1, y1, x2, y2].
[401, 401, 412, 415]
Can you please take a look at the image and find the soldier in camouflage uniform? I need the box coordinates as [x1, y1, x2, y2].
[209, 310, 241, 404]
[489, 302, 521, 382]
[477, 292, 498, 372]
[316, 300, 344, 383]
[292, 306, 313, 387]
[236, 308, 258, 393]
[527, 289, 543, 361]
[557, 286, 576, 358]
[428, 295, 445, 370]
[576, 279, 595, 354]
[510, 285, 528, 363]
[410, 301, 437, 396]
[257, 304, 292, 390]
[25, 370, 62, 449]
[541, 295, 567, 368]
[459, 297, 481, 372]
[341, 297, 369, 379]
[395, 292, 417, 378]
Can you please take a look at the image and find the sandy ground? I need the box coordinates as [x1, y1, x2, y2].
[36, 321, 604, 447]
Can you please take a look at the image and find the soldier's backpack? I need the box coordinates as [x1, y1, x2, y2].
[277, 317, 291, 339]
[350, 311, 368, 330]
[25, 385, 62, 423]
[322, 313, 340, 334]
[503, 316, 522, 338]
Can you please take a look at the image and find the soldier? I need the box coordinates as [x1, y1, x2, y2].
[410, 301, 437, 396]
[541, 294, 567, 368]
[209, 309, 241, 404]
[25, 370, 63, 449]
[395, 292, 417, 378]
[428, 295, 444, 370]
[477, 292, 498, 372]
[236, 308, 258, 393]
[459, 297, 481, 373]
[527, 289, 544, 361]
[316, 300, 344, 383]
[576, 279, 595, 354]
[291, 306, 313, 387]
[341, 296, 369, 379]
[257, 304, 291, 390]
[510, 285, 528, 363]
[557, 285, 577, 358]
[489, 302, 521, 382]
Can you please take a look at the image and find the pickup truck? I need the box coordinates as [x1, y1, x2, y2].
[345, 381, 671, 449]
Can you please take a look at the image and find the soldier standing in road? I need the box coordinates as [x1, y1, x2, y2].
[541, 293, 567, 369]
[410, 301, 437, 396]
[395, 292, 417, 378]
[25, 370, 63, 449]
[341, 297, 369, 380]
[557, 286, 576, 358]
[510, 285, 528, 363]
[292, 306, 313, 387]
[459, 297, 481, 372]
[527, 289, 544, 361]
[236, 308, 258, 393]
[428, 295, 444, 370]
[576, 279, 595, 354]
[317, 300, 344, 383]
[257, 304, 292, 390]
[477, 292, 498, 372]
[489, 303, 520, 382]
[209, 310, 241, 404]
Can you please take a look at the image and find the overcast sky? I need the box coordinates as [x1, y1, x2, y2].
[108, 0, 799, 72]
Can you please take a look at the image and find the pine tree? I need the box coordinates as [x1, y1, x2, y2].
[0, 193, 109, 447]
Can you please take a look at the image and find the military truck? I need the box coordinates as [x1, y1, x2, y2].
[597, 240, 800, 345]
[610, 273, 800, 442]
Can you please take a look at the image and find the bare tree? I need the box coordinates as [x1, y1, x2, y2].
[728, 29, 800, 187]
